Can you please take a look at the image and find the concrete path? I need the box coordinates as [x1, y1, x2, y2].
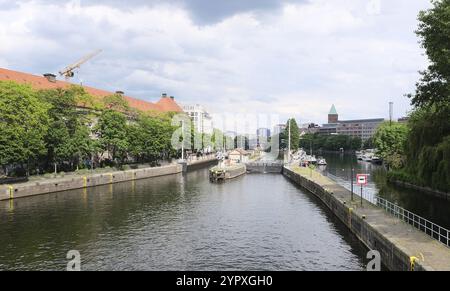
[289, 166, 450, 271]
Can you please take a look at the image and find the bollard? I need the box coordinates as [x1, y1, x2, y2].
[410, 256, 418, 271]
[9, 186, 14, 200]
[349, 208, 353, 227]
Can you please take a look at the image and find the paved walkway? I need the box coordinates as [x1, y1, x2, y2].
[289, 166, 450, 271]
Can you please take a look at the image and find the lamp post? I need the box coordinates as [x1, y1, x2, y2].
[389, 102, 394, 126]
[288, 119, 291, 163]
[181, 120, 185, 161]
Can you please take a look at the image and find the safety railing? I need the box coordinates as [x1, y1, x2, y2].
[323, 172, 450, 248]
[374, 196, 450, 247]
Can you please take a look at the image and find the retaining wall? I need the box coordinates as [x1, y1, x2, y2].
[0, 164, 182, 201]
[282, 166, 450, 271]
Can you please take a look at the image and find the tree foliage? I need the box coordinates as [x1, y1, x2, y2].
[410, 0, 450, 109]
[0, 80, 185, 176]
[373, 122, 409, 169]
[395, 0, 450, 192]
[299, 133, 362, 152]
[281, 118, 300, 151]
[95, 110, 129, 164]
[0, 81, 49, 173]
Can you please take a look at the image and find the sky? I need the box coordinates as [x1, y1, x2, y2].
[0, 0, 432, 129]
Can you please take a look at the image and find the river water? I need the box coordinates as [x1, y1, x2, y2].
[318, 152, 450, 230]
[0, 167, 368, 271]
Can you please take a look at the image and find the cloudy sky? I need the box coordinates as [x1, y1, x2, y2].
[0, 0, 432, 128]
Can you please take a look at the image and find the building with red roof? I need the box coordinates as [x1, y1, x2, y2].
[0, 67, 183, 113]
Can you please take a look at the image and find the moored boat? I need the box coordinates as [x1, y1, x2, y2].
[371, 156, 382, 165]
[317, 157, 327, 166]
[209, 164, 246, 182]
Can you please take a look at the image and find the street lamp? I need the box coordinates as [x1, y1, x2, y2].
[288, 119, 291, 163]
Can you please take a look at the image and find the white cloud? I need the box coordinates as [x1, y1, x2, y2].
[0, 0, 432, 131]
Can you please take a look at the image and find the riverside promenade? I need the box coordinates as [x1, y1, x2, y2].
[283, 165, 450, 271]
[0, 157, 217, 201]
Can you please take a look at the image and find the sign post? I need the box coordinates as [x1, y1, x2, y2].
[356, 174, 368, 206]
[350, 168, 354, 201]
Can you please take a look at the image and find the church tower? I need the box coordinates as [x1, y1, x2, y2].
[328, 104, 339, 124]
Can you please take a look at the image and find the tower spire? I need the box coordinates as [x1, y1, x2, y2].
[328, 104, 339, 123]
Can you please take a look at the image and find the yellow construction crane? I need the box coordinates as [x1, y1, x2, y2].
[59, 49, 102, 81]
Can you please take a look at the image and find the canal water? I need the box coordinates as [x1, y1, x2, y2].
[0, 168, 368, 271]
[318, 153, 450, 230]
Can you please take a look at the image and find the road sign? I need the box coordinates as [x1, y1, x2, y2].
[357, 174, 368, 185]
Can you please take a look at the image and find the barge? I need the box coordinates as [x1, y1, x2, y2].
[209, 164, 246, 182]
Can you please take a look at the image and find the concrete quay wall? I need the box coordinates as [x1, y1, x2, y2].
[0, 164, 182, 201]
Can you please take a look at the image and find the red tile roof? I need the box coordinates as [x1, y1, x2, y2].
[0, 67, 183, 113]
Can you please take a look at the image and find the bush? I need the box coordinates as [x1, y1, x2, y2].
[387, 170, 418, 186]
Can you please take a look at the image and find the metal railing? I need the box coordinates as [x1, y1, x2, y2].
[374, 196, 450, 247]
[323, 172, 450, 248]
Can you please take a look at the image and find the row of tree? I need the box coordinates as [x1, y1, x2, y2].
[298, 133, 362, 152]
[0, 81, 228, 177]
[373, 0, 450, 192]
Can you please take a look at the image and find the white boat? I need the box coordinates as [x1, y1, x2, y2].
[363, 155, 373, 162]
[307, 155, 317, 164]
[317, 158, 327, 166]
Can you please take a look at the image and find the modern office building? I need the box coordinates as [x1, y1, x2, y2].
[319, 105, 384, 140]
[256, 128, 271, 149]
[273, 124, 287, 136]
[257, 128, 271, 139]
[182, 104, 214, 135]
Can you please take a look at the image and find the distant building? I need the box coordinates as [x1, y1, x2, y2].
[256, 128, 271, 149]
[257, 128, 271, 138]
[273, 124, 287, 136]
[319, 123, 338, 135]
[337, 118, 385, 140]
[225, 131, 238, 138]
[300, 123, 320, 135]
[182, 104, 214, 135]
[319, 105, 384, 140]
[248, 134, 258, 150]
[229, 149, 251, 164]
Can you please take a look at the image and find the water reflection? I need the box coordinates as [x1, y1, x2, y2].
[0, 168, 368, 271]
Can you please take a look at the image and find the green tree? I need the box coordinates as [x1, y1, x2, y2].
[363, 137, 374, 149]
[410, 0, 450, 109]
[285, 118, 300, 151]
[39, 86, 93, 171]
[394, 1, 450, 192]
[103, 93, 130, 112]
[96, 110, 129, 164]
[234, 135, 249, 150]
[374, 122, 409, 169]
[349, 136, 362, 150]
[0, 81, 49, 175]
